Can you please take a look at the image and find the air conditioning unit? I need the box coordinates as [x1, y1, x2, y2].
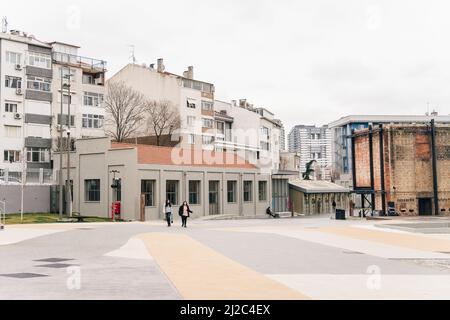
[15, 64, 22, 71]
[16, 88, 23, 95]
[14, 113, 22, 120]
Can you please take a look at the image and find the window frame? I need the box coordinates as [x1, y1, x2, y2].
[84, 179, 101, 202]
[227, 180, 237, 203]
[258, 181, 268, 202]
[188, 180, 201, 205]
[243, 181, 253, 202]
[141, 180, 156, 207]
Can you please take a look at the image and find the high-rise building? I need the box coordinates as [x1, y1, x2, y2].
[288, 125, 332, 180]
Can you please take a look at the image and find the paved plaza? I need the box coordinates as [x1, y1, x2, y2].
[1, 216, 450, 300]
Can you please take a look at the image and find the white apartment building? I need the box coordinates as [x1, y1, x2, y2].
[108, 61, 215, 150]
[288, 125, 332, 180]
[0, 30, 54, 185]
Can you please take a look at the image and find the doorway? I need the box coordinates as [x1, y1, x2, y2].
[209, 181, 220, 215]
[418, 198, 432, 216]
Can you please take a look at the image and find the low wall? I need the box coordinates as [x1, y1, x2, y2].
[0, 185, 50, 214]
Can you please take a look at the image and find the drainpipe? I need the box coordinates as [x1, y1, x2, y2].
[368, 125, 376, 212]
[379, 124, 386, 216]
[430, 120, 439, 216]
[351, 129, 357, 191]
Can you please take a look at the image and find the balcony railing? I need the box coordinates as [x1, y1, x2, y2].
[52, 52, 107, 72]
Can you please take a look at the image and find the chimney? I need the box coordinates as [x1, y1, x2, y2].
[183, 66, 194, 79]
[157, 58, 165, 73]
[231, 100, 237, 107]
[239, 99, 247, 108]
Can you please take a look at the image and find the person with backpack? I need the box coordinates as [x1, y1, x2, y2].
[178, 201, 192, 228]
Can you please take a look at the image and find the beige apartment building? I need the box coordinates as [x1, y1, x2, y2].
[54, 137, 272, 221]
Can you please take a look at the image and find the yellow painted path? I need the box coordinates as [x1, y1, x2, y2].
[138, 233, 309, 300]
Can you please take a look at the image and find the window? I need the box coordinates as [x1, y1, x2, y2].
[57, 114, 76, 127]
[187, 134, 195, 145]
[202, 118, 214, 128]
[216, 122, 225, 134]
[4, 126, 21, 138]
[27, 76, 51, 92]
[187, 116, 196, 127]
[183, 79, 213, 93]
[5, 76, 22, 88]
[83, 92, 104, 107]
[26, 148, 49, 163]
[82, 114, 104, 129]
[85, 179, 101, 202]
[82, 74, 94, 84]
[227, 181, 237, 203]
[261, 127, 270, 137]
[187, 100, 196, 109]
[6, 51, 22, 65]
[201, 101, 213, 111]
[5, 103, 18, 113]
[244, 181, 253, 202]
[202, 135, 214, 145]
[260, 141, 270, 151]
[189, 181, 201, 205]
[258, 181, 267, 201]
[28, 52, 51, 69]
[3, 150, 20, 163]
[141, 180, 155, 207]
[166, 180, 179, 205]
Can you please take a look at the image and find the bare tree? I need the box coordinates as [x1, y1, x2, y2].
[144, 100, 181, 146]
[104, 81, 145, 142]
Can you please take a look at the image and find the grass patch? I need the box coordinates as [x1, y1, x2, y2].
[4, 213, 112, 225]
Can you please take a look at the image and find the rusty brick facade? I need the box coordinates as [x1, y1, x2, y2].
[353, 124, 450, 216]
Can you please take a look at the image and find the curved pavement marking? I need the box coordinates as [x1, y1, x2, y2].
[105, 237, 153, 260]
[138, 233, 309, 300]
[0, 228, 67, 246]
[318, 225, 450, 253]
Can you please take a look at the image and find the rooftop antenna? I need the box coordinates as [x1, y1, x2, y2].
[129, 45, 136, 64]
[1, 17, 8, 33]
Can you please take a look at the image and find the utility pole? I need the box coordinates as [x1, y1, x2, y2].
[65, 71, 72, 218]
[59, 67, 64, 220]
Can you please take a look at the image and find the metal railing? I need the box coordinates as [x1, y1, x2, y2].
[52, 52, 107, 72]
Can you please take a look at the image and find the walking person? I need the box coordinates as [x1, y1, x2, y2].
[179, 201, 192, 228]
[163, 199, 173, 227]
[331, 198, 337, 219]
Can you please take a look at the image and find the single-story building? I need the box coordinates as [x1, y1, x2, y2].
[54, 137, 272, 221]
[289, 179, 350, 215]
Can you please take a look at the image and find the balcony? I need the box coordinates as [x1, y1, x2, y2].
[52, 52, 107, 73]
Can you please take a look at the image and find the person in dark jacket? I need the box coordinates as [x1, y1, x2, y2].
[178, 201, 192, 228]
[163, 199, 173, 227]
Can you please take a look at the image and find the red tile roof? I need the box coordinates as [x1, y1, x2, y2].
[111, 142, 257, 169]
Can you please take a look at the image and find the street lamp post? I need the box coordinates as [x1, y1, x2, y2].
[59, 68, 64, 220]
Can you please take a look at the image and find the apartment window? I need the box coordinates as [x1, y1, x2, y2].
[216, 122, 225, 134]
[141, 180, 155, 207]
[201, 101, 214, 111]
[26, 148, 49, 163]
[4, 150, 20, 163]
[187, 100, 196, 109]
[4, 125, 21, 138]
[260, 141, 270, 151]
[202, 118, 214, 128]
[84, 92, 104, 107]
[166, 180, 179, 205]
[28, 52, 51, 69]
[202, 135, 214, 145]
[82, 74, 95, 84]
[227, 181, 237, 203]
[5, 103, 18, 113]
[258, 181, 267, 201]
[85, 179, 101, 202]
[27, 76, 51, 92]
[57, 114, 76, 127]
[187, 134, 195, 145]
[82, 114, 104, 129]
[183, 79, 213, 93]
[189, 181, 201, 205]
[243, 181, 253, 202]
[261, 127, 270, 137]
[187, 116, 196, 127]
[5, 76, 22, 88]
[6, 51, 22, 65]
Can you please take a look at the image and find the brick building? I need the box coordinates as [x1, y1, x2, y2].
[352, 122, 450, 216]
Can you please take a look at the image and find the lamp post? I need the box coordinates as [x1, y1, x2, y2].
[59, 67, 64, 220]
[63, 71, 72, 218]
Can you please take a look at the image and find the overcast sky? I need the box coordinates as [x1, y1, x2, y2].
[2, 0, 450, 132]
